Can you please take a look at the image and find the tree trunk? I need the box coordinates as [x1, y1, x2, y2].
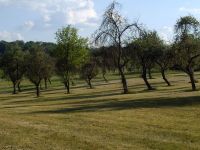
[102, 72, 108, 83]
[142, 66, 153, 90]
[17, 81, 21, 92]
[88, 78, 93, 89]
[119, 66, 128, 94]
[161, 69, 171, 86]
[187, 67, 196, 91]
[67, 82, 70, 94]
[117, 42, 128, 94]
[64, 80, 70, 94]
[148, 68, 152, 79]
[13, 82, 16, 94]
[36, 85, 40, 97]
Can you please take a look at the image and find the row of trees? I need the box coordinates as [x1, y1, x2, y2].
[0, 42, 55, 96]
[93, 2, 200, 93]
[0, 2, 200, 97]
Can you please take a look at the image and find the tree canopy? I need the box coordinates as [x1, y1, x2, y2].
[55, 25, 89, 93]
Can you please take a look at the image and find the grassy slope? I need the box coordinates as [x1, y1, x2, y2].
[0, 72, 200, 150]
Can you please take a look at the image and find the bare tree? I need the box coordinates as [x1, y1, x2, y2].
[94, 2, 140, 94]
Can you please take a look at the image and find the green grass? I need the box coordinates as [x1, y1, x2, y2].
[0, 72, 200, 150]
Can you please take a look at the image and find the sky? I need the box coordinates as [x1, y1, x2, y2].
[0, 0, 200, 43]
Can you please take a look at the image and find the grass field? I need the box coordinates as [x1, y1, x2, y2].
[0, 72, 200, 150]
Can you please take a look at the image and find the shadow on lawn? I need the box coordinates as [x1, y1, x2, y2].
[6, 88, 122, 105]
[29, 96, 200, 114]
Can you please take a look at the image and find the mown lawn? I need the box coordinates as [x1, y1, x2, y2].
[0, 72, 200, 150]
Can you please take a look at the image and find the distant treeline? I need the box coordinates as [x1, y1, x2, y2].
[0, 41, 56, 56]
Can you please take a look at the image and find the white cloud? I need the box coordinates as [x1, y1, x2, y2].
[179, 7, 200, 14]
[163, 26, 173, 33]
[0, 0, 98, 26]
[159, 26, 174, 44]
[43, 15, 51, 22]
[66, 0, 98, 26]
[0, 31, 24, 41]
[24, 20, 35, 30]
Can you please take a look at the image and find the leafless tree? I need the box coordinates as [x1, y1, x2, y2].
[94, 1, 140, 94]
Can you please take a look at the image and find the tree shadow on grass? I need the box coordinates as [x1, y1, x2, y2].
[29, 96, 200, 114]
[6, 89, 122, 105]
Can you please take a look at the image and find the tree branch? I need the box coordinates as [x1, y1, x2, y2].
[120, 23, 141, 37]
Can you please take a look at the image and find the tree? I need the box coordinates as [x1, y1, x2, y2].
[80, 57, 98, 89]
[130, 30, 161, 90]
[155, 46, 174, 86]
[26, 46, 53, 97]
[0, 41, 8, 54]
[94, 1, 140, 94]
[43, 56, 55, 89]
[147, 61, 154, 79]
[174, 15, 200, 91]
[92, 47, 116, 82]
[0, 43, 25, 94]
[55, 25, 89, 94]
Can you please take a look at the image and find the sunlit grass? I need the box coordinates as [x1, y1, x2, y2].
[0, 72, 200, 149]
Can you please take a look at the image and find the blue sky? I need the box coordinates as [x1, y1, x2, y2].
[0, 0, 200, 42]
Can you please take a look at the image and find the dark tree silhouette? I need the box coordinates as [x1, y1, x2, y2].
[93, 47, 116, 82]
[0, 43, 25, 94]
[130, 30, 162, 90]
[155, 46, 174, 86]
[26, 46, 53, 97]
[80, 57, 98, 89]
